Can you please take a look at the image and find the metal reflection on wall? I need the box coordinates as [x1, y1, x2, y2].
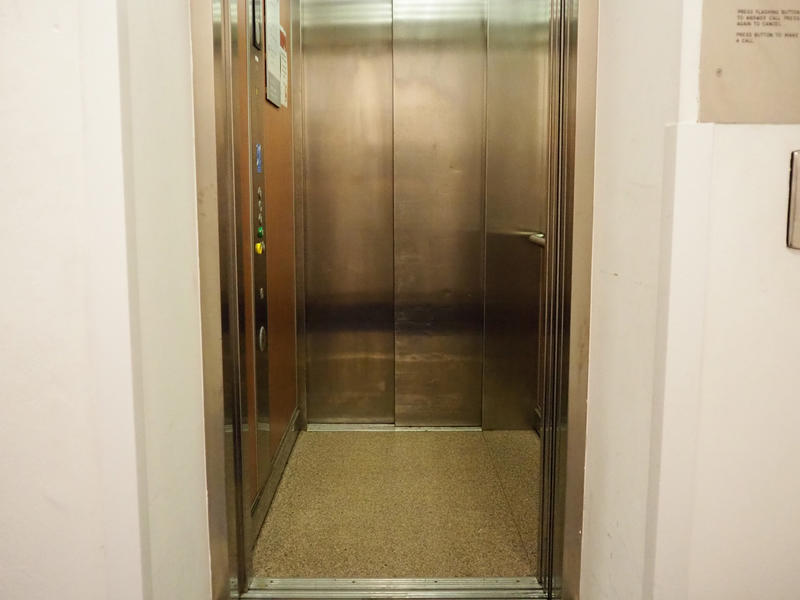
[299, 0, 554, 430]
[302, 0, 395, 423]
[483, 0, 551, 430]
[392, 0, 487, 426]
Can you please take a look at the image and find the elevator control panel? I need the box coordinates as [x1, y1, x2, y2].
[253, 182, 267, 337]
[249, 0, 270, 492]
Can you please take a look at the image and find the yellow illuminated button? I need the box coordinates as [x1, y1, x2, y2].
[255, 242, 264, 255]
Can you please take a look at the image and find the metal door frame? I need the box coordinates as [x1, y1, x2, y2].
[191, 0, 598, 596]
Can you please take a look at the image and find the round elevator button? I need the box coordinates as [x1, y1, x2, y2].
[258, 326, 267, 352]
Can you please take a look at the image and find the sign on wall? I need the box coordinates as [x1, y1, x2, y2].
[266, 0, 282, 107]
[700, 0, 800, 123]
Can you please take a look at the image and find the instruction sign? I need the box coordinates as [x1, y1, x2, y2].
[266, 0, 281, 107]
[280, 26, 289, 107]
[700, 0, 800, 123]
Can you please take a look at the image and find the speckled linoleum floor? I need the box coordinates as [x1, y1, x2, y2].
[252, 430, 541, 578]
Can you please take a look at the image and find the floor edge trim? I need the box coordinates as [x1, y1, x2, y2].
[241, 577, 545, 599]
[306, 424, 483, 432]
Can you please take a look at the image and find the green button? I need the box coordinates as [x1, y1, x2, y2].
[257, 226, 264, 238]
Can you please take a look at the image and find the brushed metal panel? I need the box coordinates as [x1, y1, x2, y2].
[264, 0, 298, 460]
[303, 0, 395, 423]
[291, 0, 308, 427]
[393, 0, 487, 426]
[224, 0, 265, 586]
[213, 0, 247, 587]
[234, 0, 271, 543]
[251, 26, 272, 509]
[542, 0, 582, 592]
[236, 0, 271, 504]
[231, 0, 258, 510]
[483, 0, 551, 430]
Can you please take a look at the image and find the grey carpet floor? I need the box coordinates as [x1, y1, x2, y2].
[252, 430, 541, 578]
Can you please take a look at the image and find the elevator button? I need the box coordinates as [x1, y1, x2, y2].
[258, 326, 267, 352]
[255, 242, 264, 255]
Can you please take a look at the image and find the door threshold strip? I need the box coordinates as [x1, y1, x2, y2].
[242, 577, 544, 599]
[306, 424, 483, 432]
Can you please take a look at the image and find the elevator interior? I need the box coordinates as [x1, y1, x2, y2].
[220, 0, 561, 595]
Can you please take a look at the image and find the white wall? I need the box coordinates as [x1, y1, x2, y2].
[582, 0, 800, 598]
[116, 0, 213, 596]
[580, 0, 684, 596]
[0, 1, 212, 598]
[687, 125, 800, 598]
[648, 125, 800, 599]
[0, 2, 146, 598]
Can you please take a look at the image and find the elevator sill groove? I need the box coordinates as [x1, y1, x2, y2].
[306, 424, 483, 432]
[241, 577, 545, 599]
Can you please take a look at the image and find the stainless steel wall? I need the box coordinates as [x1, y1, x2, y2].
[302, 0, 395, 423]
[291, 0, 307, 426]
[393, 0, 487, 426]
[300, 0, 550, 428]
[483, 0, 551, 429]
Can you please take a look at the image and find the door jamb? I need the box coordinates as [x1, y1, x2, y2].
[189, 0, 599, 596]
[559, 0, 598, 597]
[189, 0, 237, 597]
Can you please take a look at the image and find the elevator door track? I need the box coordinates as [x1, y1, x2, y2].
[241, 577, 545, 599]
